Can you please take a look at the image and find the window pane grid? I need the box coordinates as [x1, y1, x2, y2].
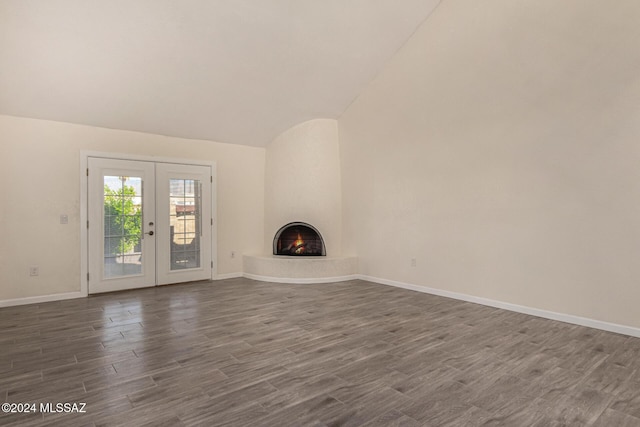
[103, 176, 143, 278]
[169, 179, 201, 271]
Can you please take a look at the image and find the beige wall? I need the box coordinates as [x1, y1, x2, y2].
[264, 119, 342, 255]
[0, 115, 265, 301]
[339, 0, 640, 328]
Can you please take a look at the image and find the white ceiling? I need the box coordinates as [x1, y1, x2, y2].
[0, 0, 441, 146]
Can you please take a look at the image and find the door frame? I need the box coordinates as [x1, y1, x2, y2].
[80, 151, 217, 296]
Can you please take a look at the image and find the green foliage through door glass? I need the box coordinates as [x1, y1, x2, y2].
[104, 184, 142, 254]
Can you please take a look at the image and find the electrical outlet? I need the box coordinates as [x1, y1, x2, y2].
[411, 258, 417, 267]
[60, 214, 69, 224]
[29, 266, 39, 276]
[231, 251, 236, 258]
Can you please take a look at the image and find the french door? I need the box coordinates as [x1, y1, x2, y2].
[88, 158, 213, 294]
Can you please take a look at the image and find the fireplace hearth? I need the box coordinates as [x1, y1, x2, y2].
[273, 222, 326, 256]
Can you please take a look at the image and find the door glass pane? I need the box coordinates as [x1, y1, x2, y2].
[103, 176, 143, 278]
[169, 179, 201, 270]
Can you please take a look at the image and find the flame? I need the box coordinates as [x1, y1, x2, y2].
[294, 233, 304, 254]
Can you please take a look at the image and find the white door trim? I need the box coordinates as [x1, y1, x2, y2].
[80, 151, 217, 296]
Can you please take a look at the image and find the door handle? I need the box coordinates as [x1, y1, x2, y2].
[145, 230, 154, 236]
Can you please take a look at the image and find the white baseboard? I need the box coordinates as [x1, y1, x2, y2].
[0, 291, 85, 308]
[359, 275, 640, 339]
[214, 272, 244, 280]
[4, 274, 638, 339]
[243, 273, 359, 284]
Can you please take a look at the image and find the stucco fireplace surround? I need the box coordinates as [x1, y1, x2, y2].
[244, 221, 356, 283]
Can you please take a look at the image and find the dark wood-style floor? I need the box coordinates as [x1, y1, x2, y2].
[1, 279, 640, 426]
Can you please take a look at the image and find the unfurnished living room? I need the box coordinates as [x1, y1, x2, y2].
[2, 1, 640, 426]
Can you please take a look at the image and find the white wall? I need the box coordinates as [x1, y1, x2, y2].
[264, 119, 342, 255]
[0, 115, 265, 301]
[339, 0, 640, 328]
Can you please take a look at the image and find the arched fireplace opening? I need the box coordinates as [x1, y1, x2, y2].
[273, 222, 326, 256]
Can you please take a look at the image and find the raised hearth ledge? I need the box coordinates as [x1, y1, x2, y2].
[243, 254, 357, 284]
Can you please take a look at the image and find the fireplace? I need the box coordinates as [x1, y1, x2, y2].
[273, 222, 326, 256]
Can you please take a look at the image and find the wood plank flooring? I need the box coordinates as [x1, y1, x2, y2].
[1, 278, 640, 426]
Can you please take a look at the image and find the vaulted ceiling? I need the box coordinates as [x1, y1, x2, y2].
[0, 0, 441, 146]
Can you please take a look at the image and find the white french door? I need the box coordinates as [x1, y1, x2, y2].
[88, 157, 213, 294]
[156, 162, 212, 285]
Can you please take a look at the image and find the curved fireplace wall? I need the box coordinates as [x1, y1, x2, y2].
[273, 222, 326, 256]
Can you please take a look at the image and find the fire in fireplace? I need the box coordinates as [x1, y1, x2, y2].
[273, 222, 326, 256]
